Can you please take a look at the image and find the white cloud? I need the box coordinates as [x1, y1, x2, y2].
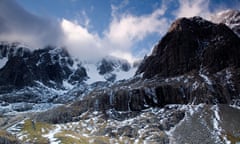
[174, 0, 211, 19]
[60, 6, 169, 63]
[61, 19, 104, 61]
[0, 0, 170, 63]
[105, 8, 168, 46]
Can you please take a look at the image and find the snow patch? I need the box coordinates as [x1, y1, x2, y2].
[84, 62, 136, 84]
[165, 112, 186, 143]
[199, 73, 212, 85]
[65, 134, 80, 140]
[0, 57, 8, 69]
[211, 105, 231, 144]
[192, 81, 199, 91]
[62, 80, 74, 89]
[43, 125, 61, 144]
[230, 99, 240, 110]
[84, 63, 105, 84]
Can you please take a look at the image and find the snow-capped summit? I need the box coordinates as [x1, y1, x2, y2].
[211, 9, 240, 37]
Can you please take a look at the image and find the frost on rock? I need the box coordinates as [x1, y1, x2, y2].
[230, 99, 240, 110]
[0, 57, 8, 69]
[199, 73, 212, 85]
[211, 105, 231, 144]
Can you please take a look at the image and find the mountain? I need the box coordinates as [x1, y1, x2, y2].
[0, 42, 136, 106]
[64, 24, 240, 114]
[32, 15, 240, 143]
[211, 9, 240, 37]
[1, 11, 240, 144]
[84, 56, 136, 84]
[0, 42, 87, 89]
[136, 16, 240, 78]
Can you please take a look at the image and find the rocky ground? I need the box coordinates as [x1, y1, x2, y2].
[1, 103, 239, 144]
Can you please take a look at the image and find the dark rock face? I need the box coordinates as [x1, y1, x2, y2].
[97, 57, 131, 75]
[0, 56, 34, 87]
[136, 17, 240, 78]
[95, 56, 131, 82]
[0, 44, 87, 89]
[98, 59, 115, 75]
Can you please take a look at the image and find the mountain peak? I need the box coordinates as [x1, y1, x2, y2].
[168, 16, 211, 33]
[137, 16, 240, 78]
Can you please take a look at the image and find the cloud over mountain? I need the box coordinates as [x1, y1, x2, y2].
[0, 0, 63, 48]
[0, 0, 238, 62]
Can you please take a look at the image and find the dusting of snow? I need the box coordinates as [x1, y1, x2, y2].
[184, 79, 189, 83]
[199, 73, 212, 85]
[226, 69, 232, 84]
[1, 102, 61, 116]
[230, 99, 240, 110]
[211, 105, 231, 144]
[65, 134, 80, 140]
[7, 119, 26, 135]
[115, 67, 137, 81]
[192, 81, 199, 91]
[43, 125, 61, 144]
[84, 61, 136, 84]
[165, 111, 186, 143]
[62, 80, 74, 89]
[35, 81, 67, 95]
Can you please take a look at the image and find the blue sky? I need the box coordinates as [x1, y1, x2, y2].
[1, 0, 240, 62]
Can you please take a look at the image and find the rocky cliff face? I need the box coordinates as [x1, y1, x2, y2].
[67, 16, 240, 116]
[0, 43, 87, 89]
[136, 16, 240, 78]
[0, 42, 136, 106]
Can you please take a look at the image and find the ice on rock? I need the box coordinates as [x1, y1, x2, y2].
[0, 57, 8, 69]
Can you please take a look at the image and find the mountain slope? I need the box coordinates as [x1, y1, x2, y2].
[136, 16, 240, 78]
[34, 15, 240, 120]
[0, 42, 137, 107]
[0, 42, 88, 89]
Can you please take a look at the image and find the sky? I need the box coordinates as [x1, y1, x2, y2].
[0, 0, 239, 62]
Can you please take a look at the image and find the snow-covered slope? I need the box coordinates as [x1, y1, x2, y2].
[211, 9, 240, 37]
[84, 56, 137, 84]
